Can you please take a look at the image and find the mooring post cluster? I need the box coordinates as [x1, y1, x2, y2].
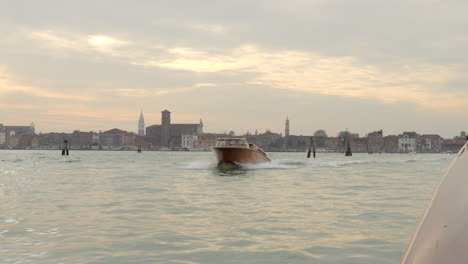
[61, 139, 69, 156]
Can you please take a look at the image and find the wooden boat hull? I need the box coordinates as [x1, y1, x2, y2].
[211, 147, 270, 164]
[401, 142, 468, 263]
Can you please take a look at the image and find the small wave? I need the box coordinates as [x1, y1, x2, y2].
[59, 157, 81, 163]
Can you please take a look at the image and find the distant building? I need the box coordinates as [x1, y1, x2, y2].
[38, 133, 71, 149]
[197, 133, 226, 149]
[419, 134, 443, 153]
[325, 137, 340, 151]
[367, 130, 384, 153]
[0, 129, 15, 147]
[92, 133, 99, 145]
[398, 132, 419, 153]
[0, 123, 35, 134]
[247, 130, 283, 151]
[138, 112, 145, 136]
[99, 128, 136, 148]
[70, 131, 93, 149]
[181, 134, 198, 149]
[383, 135, 399, 153]
[0, 130, 6, 146]
[146, 110, 203, 148]
[454, 131, 467, 140]
[351, 137, 368, 153]
[442, 140, 465, 153]
[282, 135, 308, 152]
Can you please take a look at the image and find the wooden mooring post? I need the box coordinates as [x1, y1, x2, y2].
[345, 136, 352, 157]
[307, 137, 316, 158]
[61, 139, 69, 156]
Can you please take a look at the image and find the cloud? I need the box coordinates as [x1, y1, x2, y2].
[108, 87, 197, 97]
[0, 67, 94, 101]
[28, 30, 130, 57]
[25, 29, 468, 111]
[144, 45, 467, 111]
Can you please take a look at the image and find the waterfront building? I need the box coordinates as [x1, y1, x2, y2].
[138, 112, 145, 136]
[0, 130, 6, 146]
[247, 130, 283, 151]
[383, 135, 399, 153]
[92, 133, 99, 145]
[398, 132, 419, 153]
[0, 122, 35, 134]
[99, 128, 136, 148]
[442, 139, 466, 153]
[146, 110, 203, 148]
[367, 130, 384, 153]
[38, 133, 71, 149]
[419, 134, 443, 153]
[0, 129, 15, 147]
[351, 137, 368, 153]
[70, 131, 94, 149]
[281, 135, 309, 152]
[181, 134, 198, 149]
[325, 137, 340, 152]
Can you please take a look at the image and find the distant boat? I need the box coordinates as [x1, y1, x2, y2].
[401, 142, 468, 263]
[211, 138, 271, 165]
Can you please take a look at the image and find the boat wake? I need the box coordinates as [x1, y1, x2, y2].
[182, 154, 451, 171]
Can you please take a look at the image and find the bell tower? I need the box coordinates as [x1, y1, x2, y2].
[161, 110, 171, 147]
[138, 112, 145, 136]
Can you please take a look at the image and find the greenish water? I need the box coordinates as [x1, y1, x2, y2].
[0, 150, 452, 264]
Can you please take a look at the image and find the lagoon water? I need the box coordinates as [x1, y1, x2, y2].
[0, 150, 453, 264]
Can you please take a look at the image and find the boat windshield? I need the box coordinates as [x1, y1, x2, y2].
[216, 138, 248, 147]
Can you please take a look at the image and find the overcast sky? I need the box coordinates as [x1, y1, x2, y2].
[1, 0, 467, 137]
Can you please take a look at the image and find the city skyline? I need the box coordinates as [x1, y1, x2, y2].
[1, 1, 468, 138]
[3, 111, 467, 140]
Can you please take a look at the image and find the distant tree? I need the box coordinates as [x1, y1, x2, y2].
[337, 131, 349, 139]
[314, 130, 328, 147]
[314, 130, 328, 138]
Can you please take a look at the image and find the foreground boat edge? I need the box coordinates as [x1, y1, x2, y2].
[401, 141, 468, 263]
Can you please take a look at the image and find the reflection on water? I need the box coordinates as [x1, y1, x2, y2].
[0, 150, 452, 264]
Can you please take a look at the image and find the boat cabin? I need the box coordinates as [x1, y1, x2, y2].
[215, 138, 249, 147]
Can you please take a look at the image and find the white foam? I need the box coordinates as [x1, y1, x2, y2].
[240, 161, 299, 170]
[182, 160, 217, 170]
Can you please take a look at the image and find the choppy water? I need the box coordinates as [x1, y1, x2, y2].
[0, 150, 453, 264]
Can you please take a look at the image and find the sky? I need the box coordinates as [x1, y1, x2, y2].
[1, 0, 468, 138]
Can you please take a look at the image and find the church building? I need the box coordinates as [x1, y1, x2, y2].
[146, 110, 203, 148]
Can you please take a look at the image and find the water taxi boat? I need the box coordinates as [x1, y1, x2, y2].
[211, 138, 271, 165]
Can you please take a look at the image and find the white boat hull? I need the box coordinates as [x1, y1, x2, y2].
[402, 142, 468, 263]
